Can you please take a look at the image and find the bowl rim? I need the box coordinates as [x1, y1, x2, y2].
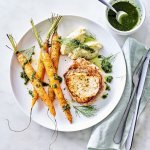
[105, 0, 146, 34]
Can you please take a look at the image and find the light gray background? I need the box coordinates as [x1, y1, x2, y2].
[0, 0, 150, 150]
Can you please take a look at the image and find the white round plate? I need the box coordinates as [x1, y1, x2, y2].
[10, 15, 126, 132]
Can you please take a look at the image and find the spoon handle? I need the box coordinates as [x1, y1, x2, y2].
[98, 0, 117, 13]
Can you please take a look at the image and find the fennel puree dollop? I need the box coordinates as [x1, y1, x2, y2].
[60, 27, 103, 60]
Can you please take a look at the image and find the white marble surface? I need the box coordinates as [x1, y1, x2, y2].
[0, 0, 150, 150]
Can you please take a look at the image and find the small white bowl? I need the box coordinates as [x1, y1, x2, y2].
[105, 0, 146, 35]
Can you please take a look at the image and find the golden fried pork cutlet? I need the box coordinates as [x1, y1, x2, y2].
[64, 58, 106, 105]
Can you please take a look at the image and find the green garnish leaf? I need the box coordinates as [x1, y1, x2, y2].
[101, 59, 112, 73]
[22, 46, 35, 62]
[63, 104, 70, 111]
[35, 83, 41, 88]
[52, 84, 57, 88]
[31, 71, 36, 80]
[98, 55, 102, 58]
[54, 74, 63, 83]
[29, 90, 34, 97]
[90, 54, 116, 73]
[73, 105, 98, 118]
[106, 83, 111, 91]
[20, 71, 29, 85]
[80, 44, 95, 53]
[105, 76, 113, 83]
[42, 82, 49, 86]
[19, 46, 35, 69]
[102, 93, 108, 99]
[60, 38, 95, 53]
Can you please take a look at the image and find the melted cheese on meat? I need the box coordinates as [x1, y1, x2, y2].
[68, 72, 100, 98]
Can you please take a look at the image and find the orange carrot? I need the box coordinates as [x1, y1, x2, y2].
[50, 31, 61, 71]
[42, 52, 72, 123]
[48, 31, 61, 102]
[7, 34, 56, 117]
[31, 46, 49, 108]
[31, 17, 72, 123]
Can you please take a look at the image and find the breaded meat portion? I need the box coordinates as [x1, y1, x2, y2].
[64, 58, 106, 105]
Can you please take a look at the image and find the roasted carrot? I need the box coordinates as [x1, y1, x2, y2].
[7, 34, 56, 117]
[50, 31, 61, 71]
[31, 89, 38, 107]
[31, 45, 48, 108]
[31, 18, 56, 104]
[37, 52, 45, 78]
[31, 17, 72, 123]
[48, 31, 61, 102]
[42, 52, 72, 123]
[30, 18, 51, 108]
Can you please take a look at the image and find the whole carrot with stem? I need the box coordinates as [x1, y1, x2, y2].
[30, 18, 55, 106]
[31, 16, 73, 123]
[7, 34, 56, 117]
[30, 23, 49, 108]
[32, 17, 61, 104]
[48, 30, 61, 101]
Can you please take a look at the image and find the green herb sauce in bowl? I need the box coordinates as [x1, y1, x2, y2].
[108, 1, 139, 31]
[105, 0, 145, 35]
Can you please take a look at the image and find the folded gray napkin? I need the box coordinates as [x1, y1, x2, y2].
[87, 38, 150, 150]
